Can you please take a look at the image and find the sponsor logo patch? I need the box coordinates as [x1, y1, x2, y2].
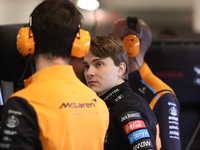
[3, 130, 17, 135]
[104, 89, 120, 101]
[123, 120, 146, 135]
[169, 131, 179, 136]
[138, 87, 146, 94]
[120, 111, 141, 123]
[168, 102, 177, 107]
[169, 121, 179, 125]
[2, 136, 12, 142]
[115, 94, 124, 102]
[6, 115, 19, 128]
[133, 139, 153, 150]
[128, 129, 150, 144]
[59, 99, 96, 109]
[168, 116, 178, 121]
[169, 125, 179, 130]
[104, 131, 110, 144]
[8, 109, 22, 115]
[169, 136, 180, 139]
[169, 106, 178, 116]
[0, 143, 10, 149]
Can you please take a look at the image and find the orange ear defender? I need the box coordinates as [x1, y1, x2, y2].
[71, 29, 91, 58]
[122, 16, 141, 58]
[16, 27, 91, 58]
[16, 27, 35, 56]
[123, 34, 140, 58]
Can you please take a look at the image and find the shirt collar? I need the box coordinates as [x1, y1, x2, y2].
[24, 65, 77, 87]
[100, 82, 131, 109]
[138, 61, 153, 79]
[100, 82, 130, 102]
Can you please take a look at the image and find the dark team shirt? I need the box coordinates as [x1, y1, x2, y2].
[0, 98, 43, 150]
[128, 62, 181, 150]
[100, 81, 161, 150]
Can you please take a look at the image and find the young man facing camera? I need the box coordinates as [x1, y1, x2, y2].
[83, 36, 161, 150]
[0, 0, 109, 149]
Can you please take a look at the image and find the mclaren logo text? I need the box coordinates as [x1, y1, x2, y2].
[59, 99, 96, 109]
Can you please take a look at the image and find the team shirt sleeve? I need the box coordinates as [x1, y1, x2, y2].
[116, 110, 157, 150]
[0, 97, 42, 150]
[153, 93, 181, 150]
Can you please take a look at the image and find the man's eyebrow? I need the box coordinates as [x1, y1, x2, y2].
[83, 58, 103, 65]
[83, 61, 88, 65]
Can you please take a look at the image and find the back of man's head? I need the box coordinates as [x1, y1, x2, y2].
[109, 17, 152, 55]
[90, 36, 129, 80]
[31, 0, 82, 58]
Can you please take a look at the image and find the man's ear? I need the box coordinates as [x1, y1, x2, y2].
[117, 62, 126, 77]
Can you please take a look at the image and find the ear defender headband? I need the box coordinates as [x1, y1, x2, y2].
[16, 17, 91, 58]
[122, 16, 142, 58]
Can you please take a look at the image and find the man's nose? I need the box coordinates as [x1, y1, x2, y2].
[86, 66, 95, 77]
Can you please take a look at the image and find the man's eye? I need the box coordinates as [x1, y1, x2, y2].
[83, 65, 89, 69]
[97, 63, 103, 67]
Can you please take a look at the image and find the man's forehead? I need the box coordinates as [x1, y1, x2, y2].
[109, 19, 127, 36]
[84, 53, 111, 63]
[109, 18, 139, 37]
[84, 52, 101, 62]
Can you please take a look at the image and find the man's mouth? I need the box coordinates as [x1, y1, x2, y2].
[88, 81, 98, 86]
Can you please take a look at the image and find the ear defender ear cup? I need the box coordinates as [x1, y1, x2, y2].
[71, 29, 91, 58]
[123, 34, 140, 58]
[123, 16, 141, 58]
[16, 27, 90, 58]
[16, 27, 35, 56]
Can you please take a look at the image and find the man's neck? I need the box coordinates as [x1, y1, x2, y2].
[97, 79, 125, 97]
[35, 54, 70, 71]
[128, 57, 144, 74]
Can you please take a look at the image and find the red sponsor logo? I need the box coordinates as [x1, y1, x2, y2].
[123, 120, 146, 134]
[155, 71, 184, 79]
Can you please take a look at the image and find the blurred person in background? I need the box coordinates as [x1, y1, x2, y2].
[109, 16, 181, 150]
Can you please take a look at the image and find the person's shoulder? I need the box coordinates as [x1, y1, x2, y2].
[112, 90, 149, 113]
[142, 68, 175, 93]
[158, 92, 179, 104]
[9, 88, 27, 99]
[123, 89, 149, 103]
[110, 93, 158, 127]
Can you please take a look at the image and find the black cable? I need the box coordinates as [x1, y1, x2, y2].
[185, 121, 200, 150]
[134, 57, 140, 69]
[15, 55, 31, 91]
[17, 55, 31, 82]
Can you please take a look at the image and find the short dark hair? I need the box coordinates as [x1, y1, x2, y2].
[31, 0, 83, 58]
[90, 36, 129, 80]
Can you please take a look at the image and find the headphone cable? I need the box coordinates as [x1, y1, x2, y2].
[134, 57, 140, 69]
[17, 55, 31, 82]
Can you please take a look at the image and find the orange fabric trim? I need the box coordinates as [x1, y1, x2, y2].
[156, 124, 162, 150]
[149, 97, 158, 110]
[149, 91, 174, 109]
[139, 62, 177, 109]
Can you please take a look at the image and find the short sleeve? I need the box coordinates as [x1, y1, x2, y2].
[0, 97, 42, 150]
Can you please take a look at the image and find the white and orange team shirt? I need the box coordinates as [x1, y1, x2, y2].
[0, 65, 109, 150]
